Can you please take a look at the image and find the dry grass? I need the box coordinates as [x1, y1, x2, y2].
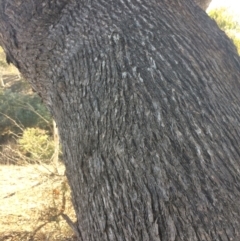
[0, 47, 20, 76]
[0, 164, 77, 241]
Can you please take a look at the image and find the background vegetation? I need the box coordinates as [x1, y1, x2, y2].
[208, 8, 240, 54]
[0, 48, 54, 164]
[0, 45, 75, 241]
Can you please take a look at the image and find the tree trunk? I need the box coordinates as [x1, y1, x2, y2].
[195, 0, 212, 10]
[1, 0, 240, 240]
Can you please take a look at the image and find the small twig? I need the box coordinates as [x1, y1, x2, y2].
[25, 103, 50, 124]
[61, 213, 83, 241]
[29, 222, 49, 241]
[0, 111, 24, 132]
[3, 192, 16, 198]
[2, 182, 41, 199]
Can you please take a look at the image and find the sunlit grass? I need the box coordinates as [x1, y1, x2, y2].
[0, 46, 20, 75]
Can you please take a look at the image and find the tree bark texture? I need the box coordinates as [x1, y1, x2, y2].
[194, 0, 212, 10]
[0, 0, 240, 240]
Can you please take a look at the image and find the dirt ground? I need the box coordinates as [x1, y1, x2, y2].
[0, 164, 77, 241]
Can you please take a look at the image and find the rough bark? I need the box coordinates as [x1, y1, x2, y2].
[0, 0, 240, 240]
[194, 0, 212, 10]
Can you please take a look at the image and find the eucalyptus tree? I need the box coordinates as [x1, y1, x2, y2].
[1, 0, 240, 240]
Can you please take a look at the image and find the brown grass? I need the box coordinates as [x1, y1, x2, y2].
[0, 47, 20, 76]
[0, 164, 77, 241]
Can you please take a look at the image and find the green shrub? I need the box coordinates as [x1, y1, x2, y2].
[208, 8, 240, 54]
[0, 89, 52, 136]
[18, 128, 54, 162]
[208, 8, 240, 31]
[227, 32, 240, 54]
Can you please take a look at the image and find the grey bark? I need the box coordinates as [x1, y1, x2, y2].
[194, 0, 212, 10]
[0, 0, 240, 240]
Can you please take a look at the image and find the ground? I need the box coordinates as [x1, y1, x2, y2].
[0, 164, 77, 241]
